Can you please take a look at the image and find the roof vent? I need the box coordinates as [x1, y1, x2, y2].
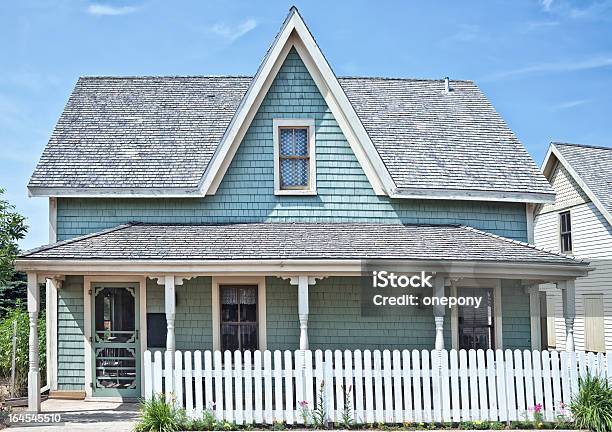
[444, 77, 451, 93]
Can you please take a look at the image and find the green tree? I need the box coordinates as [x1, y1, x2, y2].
[0, 188, 28, 316]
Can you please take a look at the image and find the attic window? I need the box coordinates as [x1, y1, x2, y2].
[273, 119, 316, 195]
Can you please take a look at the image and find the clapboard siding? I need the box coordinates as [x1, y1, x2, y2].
[540, 161, 590, 213]
[55, 49, 528, 243]
[57, 276, 85, 390]
[535, 169, 612, 352]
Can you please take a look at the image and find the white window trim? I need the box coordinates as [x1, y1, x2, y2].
[273, 118, 317, 195]
[212, 276, 267, 352]
[451, 279, 503, 350]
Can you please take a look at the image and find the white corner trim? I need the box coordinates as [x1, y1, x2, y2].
[272, 118, 316, 195]
[49, 197, 57, 243]
[83, 277, 93, 398]
[199, 9, 392, 197]
[46, 278, 59, 391]
[211, 276, 267, 352]
[526, 203, 535, 244]
[494, 280, 504, 350]
[450, 282, 459, 350]
[544, 145, 612, 226]
[138, 276, 147, 396]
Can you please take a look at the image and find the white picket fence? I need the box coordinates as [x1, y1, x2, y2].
[143, 349, 610, 424]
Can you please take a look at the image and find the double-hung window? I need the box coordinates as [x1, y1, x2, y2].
[559, 211, 572, 253]
[273, 119, 316, 195]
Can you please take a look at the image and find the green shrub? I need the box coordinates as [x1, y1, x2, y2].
[0, 304, 45, 396]
[570, 373, 612, 432]
[135, 394, 186, 432]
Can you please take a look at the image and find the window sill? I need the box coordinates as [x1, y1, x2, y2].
[274, 189, 317, 196]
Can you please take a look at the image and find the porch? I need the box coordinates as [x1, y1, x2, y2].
[15, 222, 590, 412]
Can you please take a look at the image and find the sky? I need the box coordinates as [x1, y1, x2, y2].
[1, 0, 611, 250]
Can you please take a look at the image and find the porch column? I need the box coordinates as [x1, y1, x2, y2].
[285, 276, 324, 350]
[165, 275, 176, 356]
[433, 274, 446, 350]
[560, 279, 576, 351]
[27, 273, 40, 413]
[298, 276, 309, 350]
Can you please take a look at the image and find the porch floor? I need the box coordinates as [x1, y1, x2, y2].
[8, 399, 138, 432]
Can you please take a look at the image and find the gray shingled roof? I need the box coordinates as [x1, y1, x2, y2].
[30, 76, 251, 189]
[20, 222, 583, 265]
[554, 143, 612, 220]
[29, 76, 553, 197]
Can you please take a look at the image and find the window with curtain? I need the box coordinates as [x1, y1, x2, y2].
[279, 127, 310, 189]
[220, 285, 258, 352]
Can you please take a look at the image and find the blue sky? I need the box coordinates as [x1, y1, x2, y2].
[1, 0, 611, 250]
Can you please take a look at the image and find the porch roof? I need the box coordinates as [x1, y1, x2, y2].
[20, 222, 584, 266]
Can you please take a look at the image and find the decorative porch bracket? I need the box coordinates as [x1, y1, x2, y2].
[558, 279, 576, 351]
[27, 272, 40, 413]
[282, 276, 326, 350]
[433, 274, 446, 350]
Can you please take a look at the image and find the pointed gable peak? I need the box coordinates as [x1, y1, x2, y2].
[198, 8, 393, 196]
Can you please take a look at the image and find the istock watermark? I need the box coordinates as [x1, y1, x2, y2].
[360, 264, 486, 316]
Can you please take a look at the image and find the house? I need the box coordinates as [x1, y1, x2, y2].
[17, 8, 590, 410]
[535, 142, 612, 353]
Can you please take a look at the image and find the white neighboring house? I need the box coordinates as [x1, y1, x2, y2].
[535, 142, 612, 352]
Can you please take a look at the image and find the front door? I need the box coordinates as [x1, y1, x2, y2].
[91, 283, 140, 397]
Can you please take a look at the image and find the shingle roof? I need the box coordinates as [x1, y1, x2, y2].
[28, 75, 553, 198]
[553, 142, 612, 220]
[341, 77, 551, 194]
[19, 222, 583, 265]
[29, 76, 251, 189]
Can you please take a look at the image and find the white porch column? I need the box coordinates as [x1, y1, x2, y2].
[164, 275, 176, 356]
[27, 273, 40, 413]
[298, 276, 309, 350]
[433, 274, 446, 350]
[284, 276, 324, 350]
[560, 279, 576, 351]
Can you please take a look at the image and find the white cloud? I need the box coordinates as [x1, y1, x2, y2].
[554, 99, 591, 109]
[448, 24, 479, 42]
[540, 0, 612, 21]
[541, 0, 554, 11]
[482, 56, 612, 81]
[87, 4, 138, 16]
[210, 18, 257, 42]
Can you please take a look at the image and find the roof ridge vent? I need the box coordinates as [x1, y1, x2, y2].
[444, 76, 451, 93]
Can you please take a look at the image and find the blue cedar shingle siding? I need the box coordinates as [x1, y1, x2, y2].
[57, 276, 85, 390]
[266, 277, 452, 351]
[501, 280, 532, 349]
[146, 278, 213, 350]
[55, 49, 528, 242]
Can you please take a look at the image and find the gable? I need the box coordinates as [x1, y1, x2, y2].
[540, 161, 590, 214]
[214, 47, 381, 208]
[540, 143, 612, 226]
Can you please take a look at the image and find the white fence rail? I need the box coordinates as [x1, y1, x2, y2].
[143, 349, 610, 424]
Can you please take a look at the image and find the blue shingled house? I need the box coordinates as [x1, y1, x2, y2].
[17, 8, 589, 405]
